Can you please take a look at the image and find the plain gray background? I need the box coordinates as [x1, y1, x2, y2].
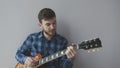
[0, 0, 120, 68]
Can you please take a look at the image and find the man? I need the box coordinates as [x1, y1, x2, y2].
[15, 8, 76, 68]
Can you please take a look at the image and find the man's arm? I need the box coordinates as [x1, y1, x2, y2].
[15, 34, 32, 64]
[60, 55, 74, 68]
[59, 40, 76, 68]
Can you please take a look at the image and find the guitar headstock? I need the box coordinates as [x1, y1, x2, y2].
[78, 38, 102, 52]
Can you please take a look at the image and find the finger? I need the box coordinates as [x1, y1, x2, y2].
[68, 47, 74, 56]
[65, 48, 71, 58]
[69, 46, 76, 55]
[26, 57, 34, 66]
[68, 47, 76, 58]
[68, 50, 74, 58]
[28, 58, 33, 63]
[68, 46, 76, 56]
[66, 47, 74, 58]
[71, 43, 76, 47]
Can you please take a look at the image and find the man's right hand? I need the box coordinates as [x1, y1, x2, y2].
[25, 57, 37, 67]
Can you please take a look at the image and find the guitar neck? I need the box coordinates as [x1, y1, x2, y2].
[37, 44, 79, 66]
[38, 49, 66, 66]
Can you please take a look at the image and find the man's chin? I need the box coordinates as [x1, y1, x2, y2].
[49, 33, 55, 36]
[44, 31, 56, 37]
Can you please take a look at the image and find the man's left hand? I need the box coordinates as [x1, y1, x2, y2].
[65, 44, 76, 59]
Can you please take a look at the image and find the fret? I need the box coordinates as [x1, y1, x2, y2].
[39, 59, 43, 65]
[60, 50, 65, 55]
[48, 55, 51, 60]
[41, 59, 43, 63]
[43, 58, 46, 63]
[76, 44, 79, 49]
[51, 55, 54, 59]
[45, 57, 48, 61]
[38, 49, 66, 65]
[57, 51, 61, 56]
[61, 51, 64, 55]
[56, 53, 58, 57]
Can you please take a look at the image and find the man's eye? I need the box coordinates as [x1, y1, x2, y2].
[46, 24, 50, 26]
[53, 23, 56, 25]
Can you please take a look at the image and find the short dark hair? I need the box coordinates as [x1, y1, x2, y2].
[38, 8, 56, 23]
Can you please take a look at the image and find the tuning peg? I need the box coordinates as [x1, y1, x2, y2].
[87, 49, 97, 53]
[91, 49, 96, 52]
[96, 48, 100, 51]
[87, 49, 92, 53]
[87, 50, 91, 53]
[90, 45, 93, 48]
[86, 46, 88, 49]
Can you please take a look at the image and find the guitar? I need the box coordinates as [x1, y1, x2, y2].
[15, 38, 102, 68]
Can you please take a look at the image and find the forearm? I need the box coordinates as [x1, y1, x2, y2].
[15, 51, 27, 64]
[15, 34, 32, 64]
[60, 55, 73, 68]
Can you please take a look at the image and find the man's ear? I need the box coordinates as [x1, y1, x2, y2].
[38, 23, 42, 29]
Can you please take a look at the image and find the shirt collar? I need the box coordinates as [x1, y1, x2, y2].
[38, 31, 57, 40]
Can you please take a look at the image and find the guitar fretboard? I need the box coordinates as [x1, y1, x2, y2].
[37, 44, 80, 67]
[38, 49, 66, 65]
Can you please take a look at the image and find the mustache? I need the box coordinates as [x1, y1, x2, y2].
[49, 29, 56, 32]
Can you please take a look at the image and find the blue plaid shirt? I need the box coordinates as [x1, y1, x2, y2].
[15, 31, 73, 68]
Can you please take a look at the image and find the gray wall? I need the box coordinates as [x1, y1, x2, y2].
[0, 0, 120, 68]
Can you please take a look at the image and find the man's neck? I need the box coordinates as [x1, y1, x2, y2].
[43, 32, 53, 40]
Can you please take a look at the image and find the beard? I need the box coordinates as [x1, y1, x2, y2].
[43, 29, 56, 37]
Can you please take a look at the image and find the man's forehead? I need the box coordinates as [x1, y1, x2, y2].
[42, 17, 56, 23]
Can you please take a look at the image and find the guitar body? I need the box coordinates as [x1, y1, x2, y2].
[15, 54, 44, 68]
[15, 63, 44, 68]
[15, 63, 28, 68]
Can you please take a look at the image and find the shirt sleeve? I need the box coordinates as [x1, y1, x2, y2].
[15, 34, 33, 64]
[60, 55, 73, 68]
[59, 39, 73, 68]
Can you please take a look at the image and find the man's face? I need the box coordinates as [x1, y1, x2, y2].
[39, 17, 57, 37]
